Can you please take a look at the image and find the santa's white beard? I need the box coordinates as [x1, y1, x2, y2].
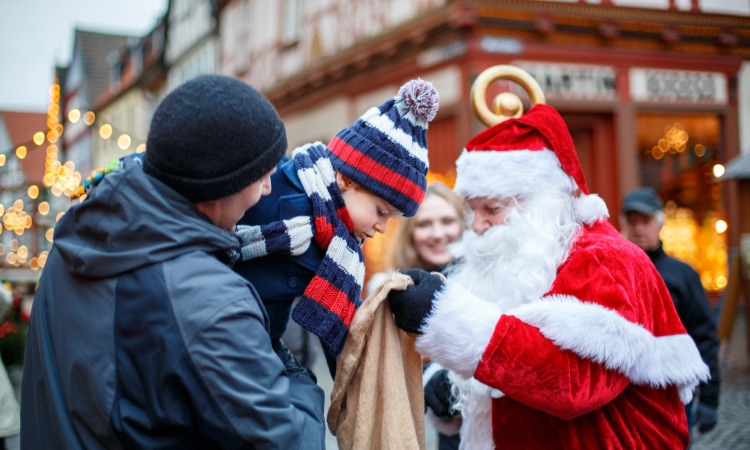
[450, 193, 580, 311]
[445, 193, 581, 449]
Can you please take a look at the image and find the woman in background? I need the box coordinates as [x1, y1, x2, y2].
[368, 182, 465, 450]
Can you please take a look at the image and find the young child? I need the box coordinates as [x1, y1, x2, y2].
[233, 79, 439, 369]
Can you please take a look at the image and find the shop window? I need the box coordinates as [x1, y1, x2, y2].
[636, 112, 728, 296]
[281, 0, 302, 47]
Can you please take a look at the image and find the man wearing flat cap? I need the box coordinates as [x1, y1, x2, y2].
[620, 187, 721, 440]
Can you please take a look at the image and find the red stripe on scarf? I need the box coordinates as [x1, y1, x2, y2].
[336, 206, 354, 232]
[305, 275, 358, 325]
[314, 216, 334, 248]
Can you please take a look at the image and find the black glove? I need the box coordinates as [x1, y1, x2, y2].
[388, 268, 445, 334]
[695, 402, 718, 433]
[272, 339, 317, 383]
[424, 369, 456, 417]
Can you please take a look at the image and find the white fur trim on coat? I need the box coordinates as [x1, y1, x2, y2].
[416, 282, 502, 379]
[509, 295, 710, 403]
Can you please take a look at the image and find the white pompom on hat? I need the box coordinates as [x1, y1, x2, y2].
[454, 103, 608, 224]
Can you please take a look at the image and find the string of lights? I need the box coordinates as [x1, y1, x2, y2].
[1, 79, 146, 271]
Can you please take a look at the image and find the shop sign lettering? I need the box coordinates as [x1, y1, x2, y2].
[512, 61, 617, 100]
[417, 40, 467, 68]
[479, 37, 523, 55]
[630, 68, 727, 104]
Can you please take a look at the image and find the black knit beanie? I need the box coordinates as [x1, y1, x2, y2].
[144, 74, 287, 202]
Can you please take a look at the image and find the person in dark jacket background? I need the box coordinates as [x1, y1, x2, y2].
[620, 186, 721, 438]
[21, 75, 326, 449]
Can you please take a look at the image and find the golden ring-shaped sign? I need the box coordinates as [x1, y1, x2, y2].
[470, 65, 547, 127]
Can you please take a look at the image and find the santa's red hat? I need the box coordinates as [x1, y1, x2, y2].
[454, 104, 608, 224]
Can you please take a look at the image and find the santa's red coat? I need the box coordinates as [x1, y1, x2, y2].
[417, 220, 709, 449]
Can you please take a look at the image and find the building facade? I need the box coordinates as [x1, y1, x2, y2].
[92, 18, 167, 170]
[60, 29, 134, 179]
[166, 0, 219, 92]
[217, 0, 750, 295]
[6, 0, 749, 296]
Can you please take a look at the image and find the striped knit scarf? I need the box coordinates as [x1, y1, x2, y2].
[236, 143, 365, 356]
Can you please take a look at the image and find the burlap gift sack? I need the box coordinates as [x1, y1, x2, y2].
[327, 272, 425, 450]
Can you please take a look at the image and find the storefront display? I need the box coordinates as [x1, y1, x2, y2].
[637, 112, 728, 295]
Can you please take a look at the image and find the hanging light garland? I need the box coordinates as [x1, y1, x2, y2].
[0, 78, 146, 271]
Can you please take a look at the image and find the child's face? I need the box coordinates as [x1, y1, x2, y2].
[337, 174, 403, 242]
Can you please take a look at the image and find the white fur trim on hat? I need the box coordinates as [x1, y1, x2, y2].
[454, 148, 608, 224]
[573, 192, 609, 225]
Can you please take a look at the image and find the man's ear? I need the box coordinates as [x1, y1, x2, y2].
[336, 172, 355, 192]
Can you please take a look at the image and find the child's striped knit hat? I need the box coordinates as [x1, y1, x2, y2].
[327, 79, 439, 217]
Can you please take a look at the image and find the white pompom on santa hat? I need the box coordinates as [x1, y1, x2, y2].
[454, 104, 608, 224]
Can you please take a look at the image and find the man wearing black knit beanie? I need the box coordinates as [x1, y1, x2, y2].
[21, 75, 326, 449]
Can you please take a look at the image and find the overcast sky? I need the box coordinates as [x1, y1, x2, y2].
[0, 0, 168, 112]
[1, 0, 748, 112]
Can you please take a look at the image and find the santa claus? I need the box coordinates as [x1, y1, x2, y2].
[388, 103, 710, 449]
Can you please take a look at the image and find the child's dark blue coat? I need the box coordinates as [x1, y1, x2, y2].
[234, 156, 326, 340]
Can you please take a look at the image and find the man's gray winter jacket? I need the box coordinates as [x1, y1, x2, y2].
[21, 159, 325, 449]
